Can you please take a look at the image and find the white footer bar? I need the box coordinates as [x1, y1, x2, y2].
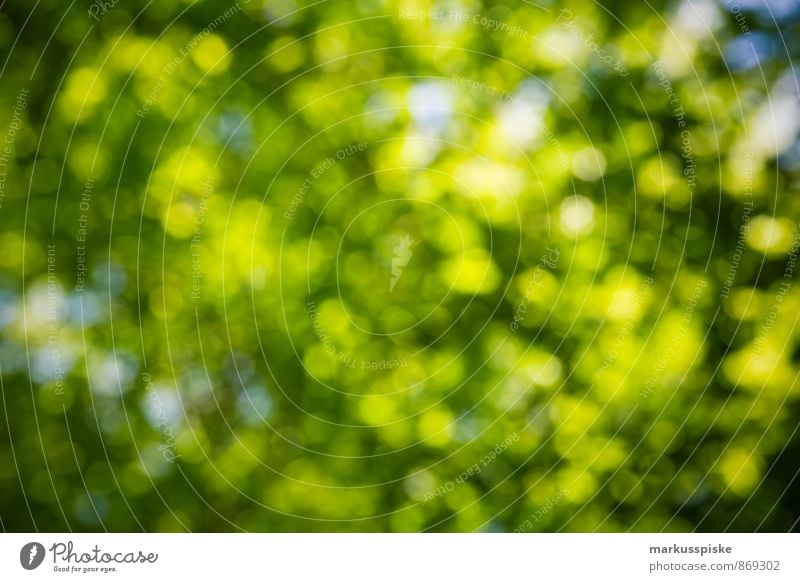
[1, 534, 796, 581]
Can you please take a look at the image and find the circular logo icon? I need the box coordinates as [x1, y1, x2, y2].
[20, 542, 45, 570]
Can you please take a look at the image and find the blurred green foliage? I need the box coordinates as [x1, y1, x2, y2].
[1, 0, 800, 532]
